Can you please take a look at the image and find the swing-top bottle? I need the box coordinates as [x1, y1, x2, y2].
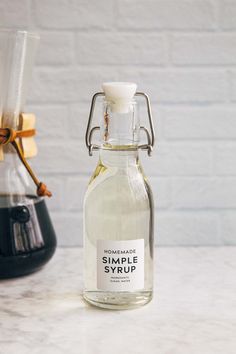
[83, 82, 155, 309]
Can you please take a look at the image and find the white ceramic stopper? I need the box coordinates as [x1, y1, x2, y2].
[102, 82, 137, 113]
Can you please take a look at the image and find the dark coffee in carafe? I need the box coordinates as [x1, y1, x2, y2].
[0, 195, 56, 278]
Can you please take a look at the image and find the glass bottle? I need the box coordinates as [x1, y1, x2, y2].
[83, 82, 155, 309]
[0, 30, 56, 278]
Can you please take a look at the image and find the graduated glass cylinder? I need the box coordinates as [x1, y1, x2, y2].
[83, 99, 154, 309]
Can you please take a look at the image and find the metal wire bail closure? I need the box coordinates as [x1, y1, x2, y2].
[85, 92, 155, 156]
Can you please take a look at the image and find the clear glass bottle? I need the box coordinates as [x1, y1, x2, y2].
[0, 30, 56, 278]
[83, 82, 155, 309]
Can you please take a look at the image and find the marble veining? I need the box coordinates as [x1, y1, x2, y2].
[0, 247, 236, 354]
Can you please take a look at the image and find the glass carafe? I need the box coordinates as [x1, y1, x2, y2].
[83, 82, 155, 309]
[0, 30, 56, 278]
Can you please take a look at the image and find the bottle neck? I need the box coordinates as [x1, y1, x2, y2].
[100, 100, 139, 150]
[100, 148, 139, 168]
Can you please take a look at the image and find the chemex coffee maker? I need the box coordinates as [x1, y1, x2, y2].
[0, 29, 56, 278]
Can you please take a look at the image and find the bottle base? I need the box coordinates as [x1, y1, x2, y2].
[83, 290, 153, 310]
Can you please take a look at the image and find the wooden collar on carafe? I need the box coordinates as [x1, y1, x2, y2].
[0, 113, 52, 197]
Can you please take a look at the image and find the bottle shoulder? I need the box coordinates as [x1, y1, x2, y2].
[84, 160, 153, 209]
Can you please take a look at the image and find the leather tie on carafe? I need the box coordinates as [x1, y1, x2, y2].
[0, 127, 52, 197]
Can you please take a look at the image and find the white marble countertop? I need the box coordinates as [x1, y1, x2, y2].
[0, 247, 235, 354]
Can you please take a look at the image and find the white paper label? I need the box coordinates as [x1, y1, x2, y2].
[97, 239, 144, 291]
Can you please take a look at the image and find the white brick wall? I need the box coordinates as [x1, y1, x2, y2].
[1, 0, 236, 246]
